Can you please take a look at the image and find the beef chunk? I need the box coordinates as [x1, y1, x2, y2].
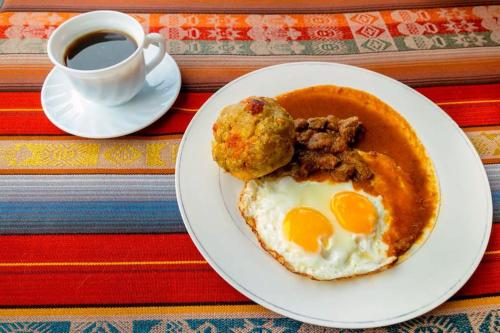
[325, 115, 339, 131]
[278, 114, 372, 182]
[299, 151, 340, 170]
[338, 116, 362, 145]
[294, 118, 309, 131]
[307, 132, 334, 151]
[307, 117, 327, 130]
[339, 150, 373, 181]
[296, 129, 315, 145]
[294, 115, 362, 153]
[297, 151, 340, 177]
[332, 163, 356, 181]
[330, 134, 349, 153]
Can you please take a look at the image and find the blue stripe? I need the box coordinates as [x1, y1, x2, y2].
[0, 201, 185, 234]
[0, 181, 497, 234]
[493, 191, 500, 222]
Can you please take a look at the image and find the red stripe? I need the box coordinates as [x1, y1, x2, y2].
[0, 234, 203, 263]
[1, 85, 497, 109]
[0, 259, 497, 306]
[171, 91, 212, 110]
[415, 84, 500, 103]
[0, 269, 248, 306]
[487, 225, 500, 253]
[0, 92, 41, 108]
[0, 233, 245, 305]
[1, 226, 497, 263]
[138, 111, 194, 135]
[0, 106, 497, 135]
[455, 259, 500, 298]
[0, 85, 499, 135]
[0, 91, 210, 111]
[440, 103, 500, 127]
[0, 111, 194, 135]
[0, 113, 65, 135]
[0, 226, 498, 306]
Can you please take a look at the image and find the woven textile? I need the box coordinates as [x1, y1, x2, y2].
[0, 2, 498, 331]
[0, 6, 499, 89]
[0, 81, 499, 312]
[1, 8, 499, 55]
[0, 297, 499, 332]
[0, 86, 498, 233]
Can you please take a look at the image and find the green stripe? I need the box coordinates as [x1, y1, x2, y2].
[393, 32, 499, 51]
[0, 32, 498, 56]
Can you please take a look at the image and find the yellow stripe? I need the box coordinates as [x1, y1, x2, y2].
[438, 295, 500, 310]
[0, 296, 498, 317]
[436, 99, 500, 106]
[0, 260, 207, 267]
[485, 250, 500, 255]
[0, 304, 270, 316]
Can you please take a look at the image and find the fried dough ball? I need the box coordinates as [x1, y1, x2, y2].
[212, 96, 295, 180]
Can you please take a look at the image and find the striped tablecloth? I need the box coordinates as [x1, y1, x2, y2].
[0, 2, 499, 332]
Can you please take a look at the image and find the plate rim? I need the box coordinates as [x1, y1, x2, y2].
[175, 61, 492, 328]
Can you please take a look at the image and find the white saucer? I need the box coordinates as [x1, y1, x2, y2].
[41, 46, 181, 138]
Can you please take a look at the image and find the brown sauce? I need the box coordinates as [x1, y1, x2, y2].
[276, 85, 439, 256]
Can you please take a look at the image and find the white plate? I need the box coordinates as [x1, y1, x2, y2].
[41, 46, 181, 139]
[175, 62, 492, 328]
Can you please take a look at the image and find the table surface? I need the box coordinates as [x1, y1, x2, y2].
[0, 2, 498, 332]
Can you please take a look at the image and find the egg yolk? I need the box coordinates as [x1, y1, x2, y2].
[330, 192, 377, 234]
[283, 207, 334, 253]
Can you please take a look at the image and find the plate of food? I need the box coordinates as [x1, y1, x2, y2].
[175, 62, 492, 328]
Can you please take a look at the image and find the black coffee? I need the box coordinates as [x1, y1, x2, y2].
[64, 30, 137, 70]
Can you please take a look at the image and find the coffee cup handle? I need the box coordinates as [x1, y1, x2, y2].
[144, 33, 166, 75]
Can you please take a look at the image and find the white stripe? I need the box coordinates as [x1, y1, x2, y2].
[0, 174, 176, 201]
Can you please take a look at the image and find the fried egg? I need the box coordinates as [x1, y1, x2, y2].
[239, 176, 397, 280]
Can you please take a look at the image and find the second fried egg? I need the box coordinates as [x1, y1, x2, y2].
[239, 176, 396, 280]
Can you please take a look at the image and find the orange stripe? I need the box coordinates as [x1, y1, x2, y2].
[0, 296, 497, 317]
[464, 125, 500, 132]
[436, 99, 500, 106]
[0, 134, 183, 140]
[482, 158, 500, 165]
[171, 106, 198, 112]
[0, 169, 175, 175]
[0, 304, 270, 316]
[0, 100, 499, 112]
[2, 250, 498, 267]
[0, 108, 42, 112]
[0, 260, 208, 267]
[0, 107, 198, 112]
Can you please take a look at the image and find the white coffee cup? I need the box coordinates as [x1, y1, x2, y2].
[47, 10, 166, 106]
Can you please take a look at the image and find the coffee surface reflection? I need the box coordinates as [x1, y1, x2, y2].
[64, 30, 137, 70]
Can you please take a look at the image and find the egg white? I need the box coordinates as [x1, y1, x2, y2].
[239, 176, 397, 280]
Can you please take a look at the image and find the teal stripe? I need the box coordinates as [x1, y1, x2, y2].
[0, 164, 497, 234]
[0, 201, 184, 234]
